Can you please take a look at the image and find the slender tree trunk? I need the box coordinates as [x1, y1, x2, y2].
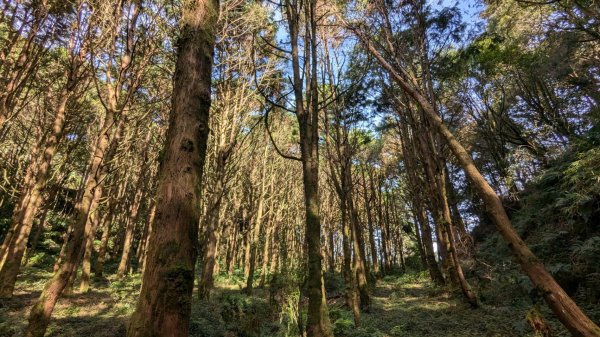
[198, 201, 220, 299]
[438, 171, 478, 306]
[380, 194, 390, 274]
[356, 29, 600, 336]
[348, 198, 370, 308]
[327, 221, 335, 273]
[341, 200, 353, 308]
[259, 219, 274, 287]
[243, 221, 252, 277]
[117, 185, 143, 277]
[0, 78, 73, 298]
[226, 217, 238, 275]
[244, 145, 270, 294]
[79, 189, 102, 293]
[25, 107, 118, 337]
[411, 212, 427, 268]
[94, 175, 129, 277]
[24, 206, 49, 264]
[53, 223, 72, 273]
[127, 1, 217, 335]
[416, 207, 444, 284]
[363, 169, 379, 274]
[136, 200, 155, 272]
[94, 212, 112, 278]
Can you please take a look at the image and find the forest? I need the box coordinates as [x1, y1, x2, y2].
[0, 0, 599, 336]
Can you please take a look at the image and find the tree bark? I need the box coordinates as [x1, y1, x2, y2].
[348, 197, 370, 308]
[363, 169, 379, 274]
[127, 0, 218, 335]
[354, 27, 600, 336]
[117, 183, 143, 277]
[79, 190, 102, 293]
[284, 0, 332, 334]
[0, 57, 80, 297]
[25, 102, 119, 337]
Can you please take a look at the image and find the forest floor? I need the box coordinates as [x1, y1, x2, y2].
[0, 266, 572, 337]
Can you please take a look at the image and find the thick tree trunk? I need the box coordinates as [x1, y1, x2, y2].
[127, 1, 217, 335]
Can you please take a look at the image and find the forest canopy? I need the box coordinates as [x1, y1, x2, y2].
[0, 0, 599, 336]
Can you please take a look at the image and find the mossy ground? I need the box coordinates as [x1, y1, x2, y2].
[0, 267, 579, 337]
[331, 273, 571, 337]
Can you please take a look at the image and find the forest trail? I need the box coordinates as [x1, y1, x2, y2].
[1, 268, 573, 337]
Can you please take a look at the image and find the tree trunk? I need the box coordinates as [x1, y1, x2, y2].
[117, 185, 143, 277]
[363, 169, 379, 274]
[24, 207, 49, 265]
[356, 31, 600, 336]
[25, 105, 119, 337]
[348, 198, 370, 308]
[127, 1, 217, 335]
[327, 221, 335, 273]
[417, 206, 444, 284]
[341, 200, 353, 308]
[136, 200, 156, 273]
[79, 190, 102, 293]
[0, 77, 73, 298]
[198, 202, 219, 300]
[94, 174, 129, 278]
[259, 218, 274, 287]
[94, 212, 112, 278]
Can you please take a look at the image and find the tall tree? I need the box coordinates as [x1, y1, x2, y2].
[127, 0, 219, 336]
[343, 0, 600, 334]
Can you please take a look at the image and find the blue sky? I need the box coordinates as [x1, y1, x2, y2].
[439, 0, 484, 22]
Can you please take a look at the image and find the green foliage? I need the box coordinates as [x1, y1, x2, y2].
[26, 251, 55, 268]
[323, 271, 345, 297]
[189, 300, 226, 337]
[219, 292, 273, 337]
[475, 134, 600, 322]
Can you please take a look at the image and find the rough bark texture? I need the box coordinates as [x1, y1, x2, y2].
[126, 0, 218, 336]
